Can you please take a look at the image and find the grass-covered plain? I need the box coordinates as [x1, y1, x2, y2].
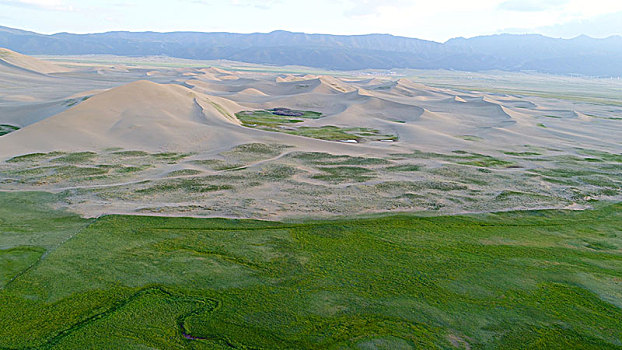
[0, 191, 620, 349]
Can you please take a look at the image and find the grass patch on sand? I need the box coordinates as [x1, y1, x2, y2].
[0, 124, 20, 136]
[165, 169, 203, 177]
[456, 154, 517, 168]
[221, 143, 289, 162]
[237, 109, 397, 143]
[290, 152, 390, 166]
[0, 191, 620, 348]
[6, 152, 66, 163]
[151, 152, 193, 163]
[135, 178, 234, 195]
[192, 159, 246, 171]
[384, 164, 422, 172]
[576, 149, 622, 163]
[390, 150, 516, 168]
[503, 151, 542, 156]
[285, 126, 397, 142]
[458, 135, 483, 142]
[111, 150, 150, 157]
[236, 108, 322, 129]
[50, 152, 98, 164]
[311, 166, 376, 183]
[63, 96, 90, 107]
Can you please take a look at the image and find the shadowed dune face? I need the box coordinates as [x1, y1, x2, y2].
[0, 52, 621, 218]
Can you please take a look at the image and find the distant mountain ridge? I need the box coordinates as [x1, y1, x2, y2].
[1, 26, 621, 76]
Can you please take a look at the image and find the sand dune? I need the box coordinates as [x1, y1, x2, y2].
[310, 95, 425, 128]
[0, 81, 247, 155]
[235, 88, 269, 96]
[0, 48, 69, 74]
[1, 51, 620, 161]
[0, 79, 387, 159]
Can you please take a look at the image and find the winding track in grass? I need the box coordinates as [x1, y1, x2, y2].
[0, 286, 221, 350]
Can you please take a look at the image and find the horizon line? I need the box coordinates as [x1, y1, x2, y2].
[2, 24, 621, 44]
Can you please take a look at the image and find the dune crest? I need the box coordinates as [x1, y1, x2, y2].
[0, 48, 70, 74]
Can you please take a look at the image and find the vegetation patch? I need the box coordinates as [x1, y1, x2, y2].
[151, 152, 193, 163]
[455, 153, 518, 168]
[290, 152, 390, 166]
[6, 152, 65, 163]
[0, 124, 20, 136]
[63, 95, 90, 107]
[135, 178, 234, 195]
[577, 149, 622, 163]
[311, 166, 376, 183]
[458, 135, 483, 142]
[503, 151, 542, 156]
[375, 180, 468, 192]
[236, 108, 322, 129]
[220, 143, 289, 162]
[389, 151, 516, 168]
[51, 152, 98, 164]
[192, 159, 246, 171]
[48, 165, 110, 181]
[236, 109, 397, 143]
[114, 165, 152, 174]
[111, 150, 150, 157]
[285, 126, 397, 142]
[385, 164, 422, 172]
[166, 169, 203, 177]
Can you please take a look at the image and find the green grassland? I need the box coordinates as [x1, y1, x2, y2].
[0, 191, 620, 349]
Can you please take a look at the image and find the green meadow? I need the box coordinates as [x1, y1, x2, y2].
[0, 191, 621, 349]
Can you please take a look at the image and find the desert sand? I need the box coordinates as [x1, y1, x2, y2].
[0, 50, 620, 218]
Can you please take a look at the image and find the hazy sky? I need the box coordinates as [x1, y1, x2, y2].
[1, 0, 621, 41]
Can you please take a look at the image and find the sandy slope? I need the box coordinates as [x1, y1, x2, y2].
[0, 81, 247, 154]
[0, 48, 70, 74]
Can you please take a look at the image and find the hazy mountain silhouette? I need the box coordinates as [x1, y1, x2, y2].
[1, 26, 620, 76]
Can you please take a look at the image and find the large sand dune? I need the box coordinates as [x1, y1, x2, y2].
[0, 81, 246, 154]
[0, 48, 69, 74]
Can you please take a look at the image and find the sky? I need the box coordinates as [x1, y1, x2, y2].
[1, 0, 621, 42]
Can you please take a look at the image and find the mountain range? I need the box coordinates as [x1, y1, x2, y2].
[1, 25, 621, 76]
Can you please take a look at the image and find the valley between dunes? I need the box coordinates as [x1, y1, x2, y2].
[0, 49, 621, 218]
